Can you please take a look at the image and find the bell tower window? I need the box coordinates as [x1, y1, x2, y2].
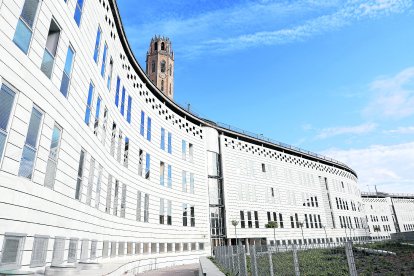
[160, 61, 166, 73]
[161, 80, 164, 91]
[161, 42, 165, 50]
[154, 42, 158, 51]
[151, 60, 155, 73]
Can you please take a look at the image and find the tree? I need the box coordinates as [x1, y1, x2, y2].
[265, 221, 278, 246]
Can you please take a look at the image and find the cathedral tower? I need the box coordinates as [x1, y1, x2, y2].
[146, 36, 174, 100]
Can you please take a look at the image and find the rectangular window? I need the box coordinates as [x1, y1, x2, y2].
[136, 191, 142, 221]
[117, 131, 122, 162]
[138, 149, 143, 177]
[100, 42, 108, 77]
[190, 173, 194, 194]
[254, 211, 259, 228]
[140, 111, 145, 136]
[95, 164, 103, 209]
[13, 0, 40, 54]
[0, 85, 16, 159]
[144, 194, 149, 222]
[160, 161, 165, 186]
[84, 82, 94, 125]
[167, 165, 172, 188]
[295, 213, 299, 228]
[190, 205, 195, 227]
[30, 235, 49, 268]
[93, 96, 101, 135]
[167, 132, 172, 154]
[262, 163, 266, 172]
[115, 77, 120, 107]
[189, 143, 194, 162]
[120, 183, 126, 218]
[126, 96, 132, 123]
[240, 211, 245, 228]
[182, 140, 186, 160]
[113, 180, 119, 216]
[44, 125, 62, 189]
[75, 149, 86, 200]
[182, 171, 187, 192]
[279, 213, 284, 228]
[74, 0, 85, 26]
[101, 107, 108, 145]
[167, 200, 172, 225]
[145, 153, 150, 179]
[247, 211, 252, 228]
[107, 58, 113, 90]
[93, 26, 102, 62]
[160, 128, 165, 150]
[146, 117, 151, 141]
[123, 137, 129, 167]
[305, 214, 309, 228]
[105, 175, 112, 213]
[60, 45, 75, 97]
[267, 212, 271, 222]
[68, 238, 78, 263]
[0, 233, 26, 270]
[86, 157, 95, 206]
[120, 87, 126, 115]
[40, 19, 60, 78]
[18, 106, 43, 179]
[159, 198, 165, 224]
[110, 122, 116, 156]
[182, 203, 188, 226]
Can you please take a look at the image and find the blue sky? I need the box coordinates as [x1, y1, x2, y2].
[117, 0, 414, 194]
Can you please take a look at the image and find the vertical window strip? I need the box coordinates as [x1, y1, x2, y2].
[160, 161, 165, 186]
[140, 111, 145, 136]
[95, 164, 103, 209]
[120, 87, 126, 115]
[93, 27, 102, 63]
[18, 106, 43, 179]
[182, 171, 187, 192]
[40, 19, 60, 78]
[13, 0, 40, 54]
[74, 0, 85, 26]
[93, 96, 101, 135]
[60, 45, 75, 97]
[107, 58, 113, 89]
[167, 132, 172, 154]
[120, 183, 126, 218]
[182, 140, 186, 160]
[190, 173, 194, 194]
[84, 82, 94, 125]
[105, 175, 112, 213]
[167, 165, 172, 188]
[75, 149, 86, 200]
[160, 128, 165, 150]
[145, 153, 150, 179]
[126, 96, 132, 123]
[115, 77, 120, 107]
[136, 191, 142, 221]
[100, 42, 108, 77]
[123, 137, 129, 167]
[144, 194, 149, 222]
[86, 157, 95, 206]
[44, 125, 62, 189]
[0, 84, 16, 159]
[113, 180, 119, 216]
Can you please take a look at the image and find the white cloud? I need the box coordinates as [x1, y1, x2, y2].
[316, 123, 377, 139]
[384, 126, 414, 134]
[323, 142, 414, 194]
[364, 67, 414, 119]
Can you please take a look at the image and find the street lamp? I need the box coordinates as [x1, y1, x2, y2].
[231, 220, 239, 246]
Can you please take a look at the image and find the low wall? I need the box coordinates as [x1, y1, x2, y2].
[199, 257, 225, 276]
[390, 231, 414, 242]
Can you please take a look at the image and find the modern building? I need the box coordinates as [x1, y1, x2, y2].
[0, 0, 411, 275]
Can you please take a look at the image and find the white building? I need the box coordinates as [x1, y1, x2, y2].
[0, 0, 411, 274]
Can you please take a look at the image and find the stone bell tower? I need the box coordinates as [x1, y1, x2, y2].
[146, 36, 174, 100]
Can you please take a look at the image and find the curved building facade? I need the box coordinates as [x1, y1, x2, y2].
[0, 0, 370, 274]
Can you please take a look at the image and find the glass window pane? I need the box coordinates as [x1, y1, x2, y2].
[59, 73, 70, 97]
[74, 6, 82, 26]
[40, 49, 54, 78]
[64, 47, 74, 74]
[21, 0, 40, 28]
[0, 133, 6, 159]
[25, 107, 42, 148]
[18, 146, 36, 179]
[13, 20, 32, 54]
[0, 84, 16, 131]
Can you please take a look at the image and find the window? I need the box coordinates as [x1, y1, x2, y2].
[190, 173, 195, 194]
[74, 0, 85, 26]
[160, 128, 165, 150]
[160, 61, 166, 73]
[115, 77, 120, 107]
[151, 60, 155, 73]
[59, 45, 75, 97]
[146, 117, 151, 141]
[254, 211, 259, 228]
[13, 0, 40, 54]
[120, 87, 126, 115]
[136, 191, 142, 221]
[167, 200, 172, 225]
[123, 137, 129, 167]
[44, 125, 62, 189]
[120, 184, 126, 218]
[182, 171, 187, 192]
[127, 96, 132, 123]
[107, 58, 113, 89]
[93, 97, 102, 136]
[271, 187, 274, 197]
[169, 64, 172, 76]
[262, 163, 266, 172]
[0, 84, 16, 159]
[101, 43, 108, 77]
[84, 82, 94, 125]
[161, 80, 164, 91]
[93, 26, 102, 62]
[113, 180, 119, 216]
[138, 149, 143, 176]
[101, 107, 108, 145]
[40, 19, 60, 78]
[182, 140, 186, 160]
[75, 149, 86, 200]
[140, 111, 145, 136]
[182, 204, 188, 226]
[0, 233, 26, 270]
[95, 164, 103, 209]
[160, 161, 165, 186]
[144, 194, 149, 222]
[86, 157, 95, 206]
[190, 205, 195, 227]
[159, 198, 165, 224]
[161, 42, 165, 50]
[145, 153, 150, 179]
[68, 238, 78, 263]
[189, 143, 194, 162]
[110, 123, 116, 156]
[30, 235, 49, 267]
[117, 131, 122, 162]
[247, 211, 253, 228]
[279, 213, 284, 228]
[105, 175, 112, 213]
[240, 211, 245, 228]
[167, 132, 172, 153]
[167, 165, 172, 188]
[18, 106, 43, 179]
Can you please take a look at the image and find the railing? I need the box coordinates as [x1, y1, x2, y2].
[362, 192, 414, 198]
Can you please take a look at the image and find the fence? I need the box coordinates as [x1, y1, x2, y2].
[214, 241, 414, 276]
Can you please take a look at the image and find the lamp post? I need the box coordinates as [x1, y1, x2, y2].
[231, 220, 239, 246]
[298, 222, 305, 245]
